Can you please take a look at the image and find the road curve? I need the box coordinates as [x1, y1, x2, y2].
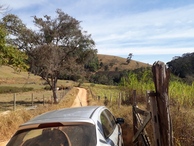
[71, 87, 88, 107]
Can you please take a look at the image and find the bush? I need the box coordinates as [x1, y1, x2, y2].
[44, 85, 51, 90]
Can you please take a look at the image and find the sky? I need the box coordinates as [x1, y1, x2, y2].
[1, 0, 194, 65]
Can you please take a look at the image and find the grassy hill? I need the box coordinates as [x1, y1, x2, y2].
[97, 54, 150, 71]
[0, 66, 74, 90]
[0, 66, 40, 84]
[0, 66, 43, 89]
[0, 54, 151, 87]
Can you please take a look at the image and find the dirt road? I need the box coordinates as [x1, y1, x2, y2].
[71, 87, 88, 107]
[0, 87, 87, 146]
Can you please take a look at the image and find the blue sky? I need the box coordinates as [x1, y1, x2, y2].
[1, 0, 194, 64]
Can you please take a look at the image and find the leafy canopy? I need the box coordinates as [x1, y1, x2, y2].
[2, 9, 97, 103]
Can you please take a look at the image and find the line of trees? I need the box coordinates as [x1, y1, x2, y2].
[0, 8, 98, 103]
[167, 52, 194, 84]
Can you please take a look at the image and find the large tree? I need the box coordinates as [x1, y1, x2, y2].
[2, 9, 97, 103]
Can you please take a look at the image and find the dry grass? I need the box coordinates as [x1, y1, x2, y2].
[85, 83, 194, 146]
[0, 87, 79, 142]
[0, 65, 76, 112]
[0, 66, 78, 142]
[171, 107, 194, 145]
[1, 65, 193, 145]
[97, 54, 151, 71]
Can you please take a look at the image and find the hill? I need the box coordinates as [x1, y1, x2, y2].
[0, 66, 40, 84]
[0, 54, 151, 86]
[97, 54, 151, 71]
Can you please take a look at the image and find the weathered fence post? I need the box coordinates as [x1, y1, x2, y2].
[43, 95, 45, 105]
[152, 61, 173, 146]
[132, 90, 139, 146]
[13, 93, 16, 111]
[31, 93, 34, 106]
[98, 96, 100, 101]
[149, 91, 161, 146]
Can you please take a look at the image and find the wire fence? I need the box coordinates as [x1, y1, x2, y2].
[0, 89, 70, 112]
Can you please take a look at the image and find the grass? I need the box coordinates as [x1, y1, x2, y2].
[0, 65, 194, 145]
[97, 54, 151, 71]
[0, 87, 79, 141]
[84, 83, 194, 146]
[0, 66, 79, 141]
[0, 65, 76, 112]
[83, 83, 121, 100]
[1, 82, 193, 146]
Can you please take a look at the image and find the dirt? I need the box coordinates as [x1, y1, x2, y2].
[0, 87, 87, 146]
[71, 88, 88, 107]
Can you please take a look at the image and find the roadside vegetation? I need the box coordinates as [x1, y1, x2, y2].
[83, 81, 194, 146]
[0, 72, 194, 145]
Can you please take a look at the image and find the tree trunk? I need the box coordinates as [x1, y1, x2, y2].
[52, 87, 58, 103]
[51, 76, 58, 104]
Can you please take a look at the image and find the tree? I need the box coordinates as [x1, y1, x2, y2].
[2, 9, 97, 103]
[126, 53, 133, 64]
[84, 55, 99, 72]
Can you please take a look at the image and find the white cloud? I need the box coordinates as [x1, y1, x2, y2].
[1, 0, 194, 64]
[98, 47, 194, 56]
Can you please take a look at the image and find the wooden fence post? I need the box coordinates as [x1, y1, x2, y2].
[152, 61, 173, 146]
[98, 96, 100, 101]
[13, 93, 16, 111]
[149, 91, 161, 146]
[132, 90, 139, 146]
[31, 93, 34, 106]
[43, 95, 45, 105]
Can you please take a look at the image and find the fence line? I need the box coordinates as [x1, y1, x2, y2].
[11, 89, 69, 111]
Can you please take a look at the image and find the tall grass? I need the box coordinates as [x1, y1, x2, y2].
[83, 83, 122, 102]
[118, 69, 194, 145]
[120, 70, 194, 107]
[169, 81, 194, 107]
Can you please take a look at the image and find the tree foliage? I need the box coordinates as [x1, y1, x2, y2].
[167, 52, 194, 83]
[0, 24, 28, 70]
[126, 53, 133, 64]
[2, 14, 38, 52]
[2, 9, 97, 103]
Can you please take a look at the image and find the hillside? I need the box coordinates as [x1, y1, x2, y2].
[0, 66, 40, 84]
[97, 54, 151, 71]
[0, 54, 151, 86]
